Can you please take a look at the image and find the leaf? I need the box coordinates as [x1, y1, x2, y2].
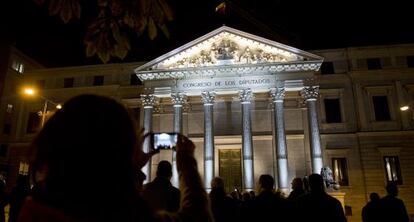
[112, 23, 122, 43]
[157, 0, 173, 21]
[97, 50, 110, 64]
[49, 0, 62, 15]
[85, 42, 97, 57]
[114, 45, 128, 60]
[147, 17, 157, 40]
[60, 3, 73, 23]
[135, 17, 147, 34]
[158, 24, 170, 38]
[121, 34, 131, 50]
[71, 0, 81, 19]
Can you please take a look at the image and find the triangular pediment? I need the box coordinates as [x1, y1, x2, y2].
[135, 26, 323, 72]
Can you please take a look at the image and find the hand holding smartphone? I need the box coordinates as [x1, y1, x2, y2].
[151, 132, 178, 150]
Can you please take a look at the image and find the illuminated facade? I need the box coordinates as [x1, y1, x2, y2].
[1, 27, 414, 221]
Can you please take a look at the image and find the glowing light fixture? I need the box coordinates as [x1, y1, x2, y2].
[400, 105, 409, 111]
[24, 88, 35, 96]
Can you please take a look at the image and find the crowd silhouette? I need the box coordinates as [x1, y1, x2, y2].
[362, 183, 409, 222]
[0, 94, 410, 222]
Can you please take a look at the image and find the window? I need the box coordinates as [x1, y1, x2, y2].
[93, 75, 104, 86]
[320, 62, 335, 75]
[11, 60, 24, 74]
[26, 112, 41, 133]
[2, 124, 11, 135]
[324, 98, 342, 123]
[407, 55, 414, 68]
[367, 58, 382, 70]
[63, 77, 74, 88]
[332, 158, 349, 186]
[19, 161, 30, 175]
[6, 104, 13, 113]
[130, 74, 142, 85]
[0, 144, 8, 157]
[372, 96, 391, 121]
[383, 156, 402, 185]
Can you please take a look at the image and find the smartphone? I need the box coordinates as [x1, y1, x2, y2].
[152, 132, 178, 150]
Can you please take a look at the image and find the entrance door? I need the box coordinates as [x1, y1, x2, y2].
[219, 149, 242, 193]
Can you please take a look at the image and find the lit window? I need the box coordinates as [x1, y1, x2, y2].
[383, 156, 402, 185]
[6, 104, 13, 113]
[12, 60, 25, 74]
[332, 158, 349, 186]
[19, 161, 29, 175]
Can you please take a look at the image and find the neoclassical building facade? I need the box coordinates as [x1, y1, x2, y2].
[1, 27, 414, 221]
[135, 26, 325, 193]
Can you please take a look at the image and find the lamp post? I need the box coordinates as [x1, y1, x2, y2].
[23, 87, 61, 127]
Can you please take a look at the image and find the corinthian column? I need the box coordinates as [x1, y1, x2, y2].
[201, 91, 216, 191]
[300, 86, 323, 174]
[141, 94, 155, 183]
[239, 88, 254, 191]
[269, 88, 289, 193]
[171, 92, 187, 187]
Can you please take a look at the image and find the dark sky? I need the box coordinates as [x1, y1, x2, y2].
[4, 0, 414, 67]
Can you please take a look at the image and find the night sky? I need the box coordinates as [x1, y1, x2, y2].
[3, 0, 414, 67]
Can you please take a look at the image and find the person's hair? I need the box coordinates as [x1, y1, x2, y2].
[308, 173, 325, 193]
[29, 94, 140, 220]
[292, 177, 304, 190]
[259, 174, 274, 190]
[386, 182, 398, 196]
[369, 192, 380, 201]
[156, 160, 173, 178]
[210, 177, 225, 190]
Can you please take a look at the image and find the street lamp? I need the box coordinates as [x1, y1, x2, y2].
[23, 87, 62, 127]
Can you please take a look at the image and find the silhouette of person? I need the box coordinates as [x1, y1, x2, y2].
[208, 177, 239, 222]
[249, 191, 255, 199]
[251, 174, 288, 222]
[142, 160, 180, 212]
[361, 192, 381, 222]
[17, 94, 213, 222]
[8, 175, 30, 222]
[379, 182, 409, 222]
[295, 173, 347, 222]
[287, 177, 305, 202]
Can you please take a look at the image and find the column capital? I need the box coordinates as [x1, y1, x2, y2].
[201, 91, 216, 105]
[238, 88, 253, 104]
[141, 94, 156, 108]
[300, 86, 319, 101]
[171, 92, 187, 107]
[269, 87, 285, 102]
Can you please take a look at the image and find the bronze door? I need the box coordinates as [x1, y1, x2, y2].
[219, 149, 242, 193]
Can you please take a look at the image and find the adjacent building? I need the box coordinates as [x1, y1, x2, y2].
[1, 27, 414, 221]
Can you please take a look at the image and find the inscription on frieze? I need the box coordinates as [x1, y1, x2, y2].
[177, 76, 277, 91]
